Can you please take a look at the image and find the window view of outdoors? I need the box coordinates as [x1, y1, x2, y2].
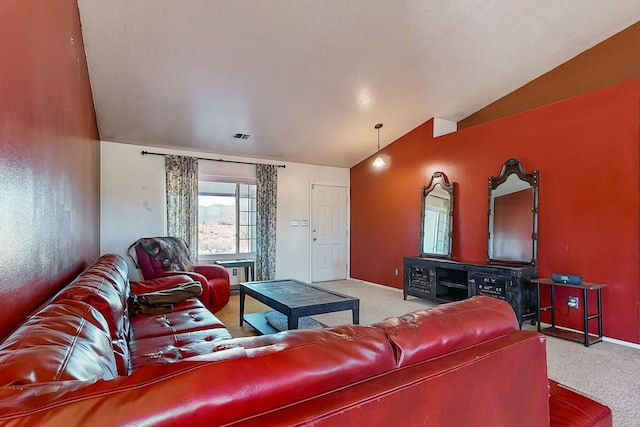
[198, 194, 236, 254]
[237, 184, 257, 253]
[198, 182, 256, 256]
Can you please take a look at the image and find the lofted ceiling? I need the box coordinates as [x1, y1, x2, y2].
[77, 1, 640, 168]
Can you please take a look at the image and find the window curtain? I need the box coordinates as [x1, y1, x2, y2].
[165, 155, 199, 262]
[255, 164, 278, 280]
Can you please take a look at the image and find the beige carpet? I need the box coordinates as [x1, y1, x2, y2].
[215, 279, 640, 426]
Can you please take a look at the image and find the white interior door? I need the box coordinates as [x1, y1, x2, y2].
[311, 184, 348, 282]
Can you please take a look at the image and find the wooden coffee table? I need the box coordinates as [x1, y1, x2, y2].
[239, 279, 360, 335]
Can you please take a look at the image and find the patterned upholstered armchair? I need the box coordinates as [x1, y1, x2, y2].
[128, 237, 230, 313]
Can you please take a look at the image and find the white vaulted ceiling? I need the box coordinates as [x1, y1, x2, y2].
[77, 1, 640, 167]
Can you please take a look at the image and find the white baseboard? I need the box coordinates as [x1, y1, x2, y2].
[540, 323, 640, 349]
[603, 336, 640, 349]
[346, 278, 403, 293]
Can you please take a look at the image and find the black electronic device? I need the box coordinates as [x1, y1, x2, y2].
[551, 273, 583, 285]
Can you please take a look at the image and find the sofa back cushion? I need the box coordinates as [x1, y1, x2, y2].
[0, 306, 118, 386]
[164, 325, 397, 425]
[51, 255, 131, 343]
[371, 296, 519, 367]
[50, 255, 132, 375]
[0, 325, 397, 425]
[33, 300, 111, 334]
[82, 254, 129, 296]
[52, 280, 128, 341]
[40, 299, 130, 376]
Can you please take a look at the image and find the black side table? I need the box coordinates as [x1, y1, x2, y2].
[215, 259, 255, 282]
[531, 278, 607, 347]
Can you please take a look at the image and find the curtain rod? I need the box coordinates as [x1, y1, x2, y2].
[141, 150, 286, 168]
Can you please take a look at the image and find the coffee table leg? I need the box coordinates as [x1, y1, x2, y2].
[288, 314, 299, 330]
[352, 302, 360, 325]
[239, 288, 245, 326]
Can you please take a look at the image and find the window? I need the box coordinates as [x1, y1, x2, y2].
[198, 180, 256, 258]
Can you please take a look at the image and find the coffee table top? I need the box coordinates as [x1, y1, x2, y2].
[240, 279, 360, 334]
[241, 279, 358, 309]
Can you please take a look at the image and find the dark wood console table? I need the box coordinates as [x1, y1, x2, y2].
[531, 278, 607, 347]
[403, 257, 537, 326]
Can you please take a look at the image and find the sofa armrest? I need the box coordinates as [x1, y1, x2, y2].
[371, 295, 519, 367]
[228, 330, 550, 427]
[157, 271, 210, 287]
[194, 265, 230, 282]
[151, 270, 229, 312]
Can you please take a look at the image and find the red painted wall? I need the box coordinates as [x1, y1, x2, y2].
[0, 1, 100, 338]
[351, 79, 640, 344]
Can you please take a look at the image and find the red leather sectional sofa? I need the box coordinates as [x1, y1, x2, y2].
[0, 255, 611, 426]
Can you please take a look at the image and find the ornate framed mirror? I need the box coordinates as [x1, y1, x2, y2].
[487, 158, 538, 266]
[420, 172, 455, 259]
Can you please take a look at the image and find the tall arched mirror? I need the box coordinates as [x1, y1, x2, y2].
[420, 172, 455, 259]
[487, 158, 538, 266]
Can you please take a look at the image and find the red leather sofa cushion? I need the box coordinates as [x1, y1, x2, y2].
[0, 309, 118, 386]
[0, 325, 397, 426]
[83, 254, 129, 287]
[197, 325, 396, 424]
[52, 280, 130, 342]
[129, 299, 227, 340]
[34, 300, 112, 335]
[129, 328, 233, 370]
[549, 380, 613, 427]
[76, 254, 130, 309]
[27, 301, 129, 373]
[371, 295, 519, 367]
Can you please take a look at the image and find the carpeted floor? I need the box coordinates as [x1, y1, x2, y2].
[215, 279, 640, 426]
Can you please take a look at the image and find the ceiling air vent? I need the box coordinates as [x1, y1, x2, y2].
[233, 133, 251, 140]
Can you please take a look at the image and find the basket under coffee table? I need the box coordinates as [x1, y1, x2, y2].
[239, 279, 360, 335]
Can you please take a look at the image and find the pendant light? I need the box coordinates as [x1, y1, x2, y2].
[372, 123, 385, 167]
